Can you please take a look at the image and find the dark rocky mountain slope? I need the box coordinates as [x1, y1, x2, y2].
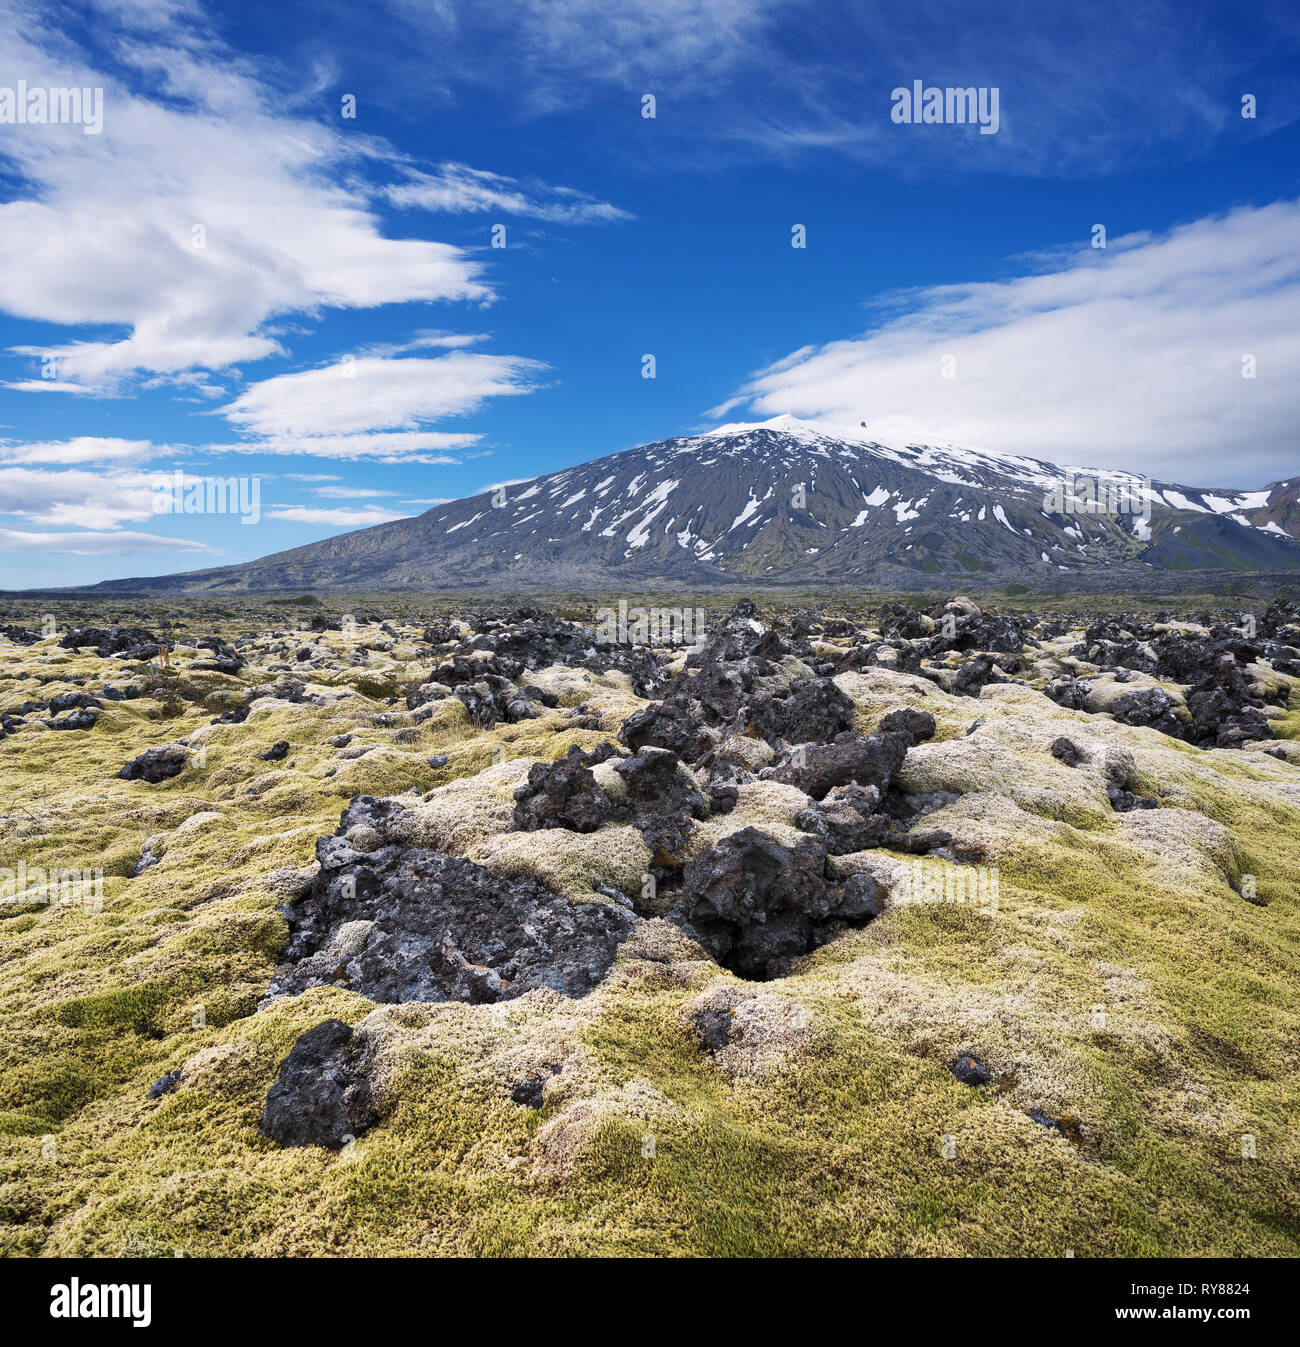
[90, 416, 1300, 592]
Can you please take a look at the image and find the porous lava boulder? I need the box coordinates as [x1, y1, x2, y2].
[1050, 736, 1084, 767]
[453, 674, 552, 729]
[1184, 657, 1275, 748]
[616, 603, 855, 766]
[260, 1019, 378, 1149]
[1107, 784, 1158, 812]
[742, 676, 856, 747]
[268, 797, 637, 1004]
[675, 827, 882, 979]
[618, 693, 710, 761]
[763, 728, 913, 801]
[48, 691, 101, 714]
[513, 745, 613, 833]
[0, 625, 42, 646]
[147, 1068, 183, 1099]
[47, 709, 98, 731]
[191, 635, 245, 674]
[686, 600, 785, 667]
[511, 742, 714, 865]
[879, 604, 934, 642]
[876, 708, 937, 744]
[611, 746, 712, 865]
[59, 625, 161, 659]
[956, 614, 1025, 654]
[415, 652, 494, 694]
[1044, 676, 1091, 710]
[794, 775, 961, 857]
[463, 609, 667, 693]
[947, 654, 1007, 697]
[795, 784, 901, 854]
[117, 744, 190, 783]
[1109, 687, 1185, 738]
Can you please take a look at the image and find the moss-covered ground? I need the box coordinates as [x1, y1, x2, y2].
[0, 598, 1296, 1256]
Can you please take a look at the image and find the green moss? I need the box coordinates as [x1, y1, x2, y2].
[1273, 683, 1300, 740]
[52, 979, 185, 1031]
[0, 1110, 53, 1137]
[1, 603, 1298, 1257]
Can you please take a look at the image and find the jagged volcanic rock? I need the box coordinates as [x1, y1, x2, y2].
[267, 797, 637, 1005]
[674, 827, 883, 980]
[117, 744, 190, 783]
[260, 1019, 379, 1150]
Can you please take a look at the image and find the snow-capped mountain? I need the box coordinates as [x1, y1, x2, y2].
[95, 416, 1300, 591]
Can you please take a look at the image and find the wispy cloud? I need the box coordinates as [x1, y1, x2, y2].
[380, 0, 1299, 175]
[385, 163, 632, 223]
[266, 504, 410, 526]
[310, 485, 401, 499]
[211, 432, 482, 463]
[0, 528, 215, 555]
[384, 0, 779, 113]
[354, 332, 491, 358]
[714, 200, 1300, 484]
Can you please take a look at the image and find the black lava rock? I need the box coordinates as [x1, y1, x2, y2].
[260, 1019, 378, 1149]
[764, 729, 912, 801]
[513, 746, 613, 834]
[147, 1068, 183, 1099]
[676, 827, 882, 980]
[1107, 784, 1158, 812]
[267, 797, 637, 1005]
[949, 1056, 992, 1086]
[118, 744, 190, 783]
[1050, 737, 1084, 767]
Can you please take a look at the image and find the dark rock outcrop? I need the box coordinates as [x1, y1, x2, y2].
[674, 827, 883, 980]
[764, 729, 912, 801]
[267, 797, 637, 1005]
[118, 744, 190, 783]
[260, 1019, 378, 1149]
[60, 626, 161, 660]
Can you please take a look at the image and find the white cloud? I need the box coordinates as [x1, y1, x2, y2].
[0, 528, 215, 555]
[356, 332, 491, 358]
[0, 437, 159, 465]
[717, 200, 1300, 485]
[213, 430, 484, 463]
[310, 485, 401, 498]
[385, 163, 632, 223]
[0, 5, 492, 392]
[385, 0, 781, 114]
[0, 466, 163, 529]
[220, 353, 544, 438]
[266, 505, 410, 526]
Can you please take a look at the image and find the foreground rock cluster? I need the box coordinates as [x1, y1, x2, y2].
[1, 593, 1297, 1254]
[247, 597, 1300, 1145]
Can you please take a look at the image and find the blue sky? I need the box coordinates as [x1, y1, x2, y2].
[0, 0, 1298, 586]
